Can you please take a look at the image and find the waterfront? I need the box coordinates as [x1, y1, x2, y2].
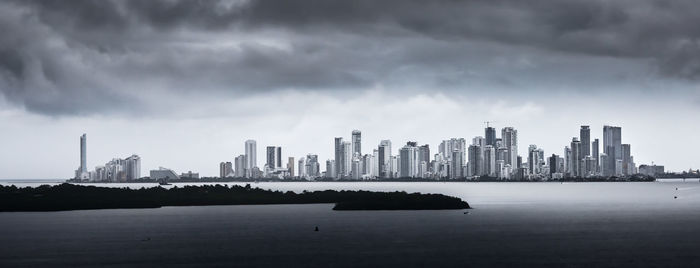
[1, 181, 700, 267]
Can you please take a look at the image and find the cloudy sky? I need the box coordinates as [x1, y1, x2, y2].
[1, 0, 700, 179]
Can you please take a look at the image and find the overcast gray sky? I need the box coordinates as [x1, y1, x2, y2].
[1, 0, 700, 179]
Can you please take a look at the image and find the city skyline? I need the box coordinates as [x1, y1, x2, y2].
[71, 123, 674, 181]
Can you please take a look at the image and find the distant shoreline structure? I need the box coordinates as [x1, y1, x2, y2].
[66, 174, 660, 184]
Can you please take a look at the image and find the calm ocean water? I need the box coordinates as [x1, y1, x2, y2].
[1, 181, 700, 267]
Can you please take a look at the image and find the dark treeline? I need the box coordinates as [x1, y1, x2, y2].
[0, 184, 470, 212]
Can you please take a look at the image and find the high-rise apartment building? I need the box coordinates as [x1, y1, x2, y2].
[244, 140, 257, 177]
[80, 134, 87, 173]
[399, 143, 418, 178]
[266, 146, 282, 169]
[603, 125, 622, 175]
[592, 138, 600, 174]
[485, 127, 496, 147]
[570, 138, 581, 177]
[378, 140, 392, 178]
[334, 137, 345, 179]
[580, 126, 590, 159]
[234, 155, 246, 177]
[351, 130, 361, 156]
[287, 157, 295, 177]
[484, 145, 496, 177]
[501, 127, 518, 169]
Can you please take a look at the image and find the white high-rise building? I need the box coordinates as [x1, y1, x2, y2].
[245, 140, 257, 177]
[234, 155, 246, 178]
[80, 134, 87, 173]
[125, 154, 141, 180]
[74, 133, 89, 180]
[344, 142, 352, 177]
[298, 157, 306, 178]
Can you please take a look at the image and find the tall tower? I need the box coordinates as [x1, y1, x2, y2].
[80, 134, 87, 173]
[485, 127, 496, 147]
[501, 127, 518, 169]
[592, 139, 600, 174]
[580, 126, 590, 159]
[484, 145, 496, 177]
[334, 137, 345, 178]
[570, 138, 581, 177]
[603, 125, 622, 175]
[245, 140, 257, 176]
[351, 130, 361, 156]
[265, 146, 278, 169]
[378, 140, 392, 178]
[287, 157, 295, 177]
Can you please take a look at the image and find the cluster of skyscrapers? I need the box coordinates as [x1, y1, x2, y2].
[220, 124, 643, 180]
[220, 139, 321, 179]
[73, 134, 142, 182]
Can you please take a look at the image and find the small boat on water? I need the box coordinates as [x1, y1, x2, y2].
[159, 181, 172, 186]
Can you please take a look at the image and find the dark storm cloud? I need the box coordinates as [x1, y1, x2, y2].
[1, 0, 700, 115]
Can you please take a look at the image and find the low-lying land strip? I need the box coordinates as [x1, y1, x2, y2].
[0, 183, 470, 212]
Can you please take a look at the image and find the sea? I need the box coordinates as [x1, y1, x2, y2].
[1, 180, 700, 267]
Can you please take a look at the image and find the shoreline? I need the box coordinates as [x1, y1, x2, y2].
[0, 183, 470, 212]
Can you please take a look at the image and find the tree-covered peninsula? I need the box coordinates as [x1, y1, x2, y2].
[0, 184, 470, 212]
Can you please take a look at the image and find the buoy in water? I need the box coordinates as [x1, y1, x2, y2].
[314, 226, 319, 232]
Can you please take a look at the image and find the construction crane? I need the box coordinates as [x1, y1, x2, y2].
[483, 121, 497, 128]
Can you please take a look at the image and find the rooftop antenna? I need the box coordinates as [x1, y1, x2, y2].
[484, 121, 497, 128]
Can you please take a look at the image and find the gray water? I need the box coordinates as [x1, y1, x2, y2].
[1, 181, 700, 267]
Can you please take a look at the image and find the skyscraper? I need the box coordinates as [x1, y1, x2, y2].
[418, 144, 431, 175]
[124, 154, 141, 180]
[452, 149, 464, 178]
[378, 140, 392, 178]
[325, 159, 335, 178]
[305, 154, 320, 178]
[219, 162, 226, 178]
[344, 142, 352, 176]
[334, 137, 345, 178]
[468, 145, 482, 177]
[527, 145, 540, 175]
[570, 138, 581, 177]
[548, 154, 558, 176]
[580, 126, 590, 159]
[276, 147, 282, 168]
[501, 127, 518, 170]
[298, 157, 305, 178]
[220, 161, 233, 178]
[484, 145, 496, 177]
[234, 155, 246, 178]
[266, 146, 282, 169]
[80, 134, 87, 173]
[351, 130, 361, 156]
[399, 143, 418, 178]
[244, 140, 257, 177]
[622, 144, 632, 176]
[603, 125, 622, 175]
[592, 138, 600, 174]
[287, 157, 295, 177]
[485, 126, 496, 147]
